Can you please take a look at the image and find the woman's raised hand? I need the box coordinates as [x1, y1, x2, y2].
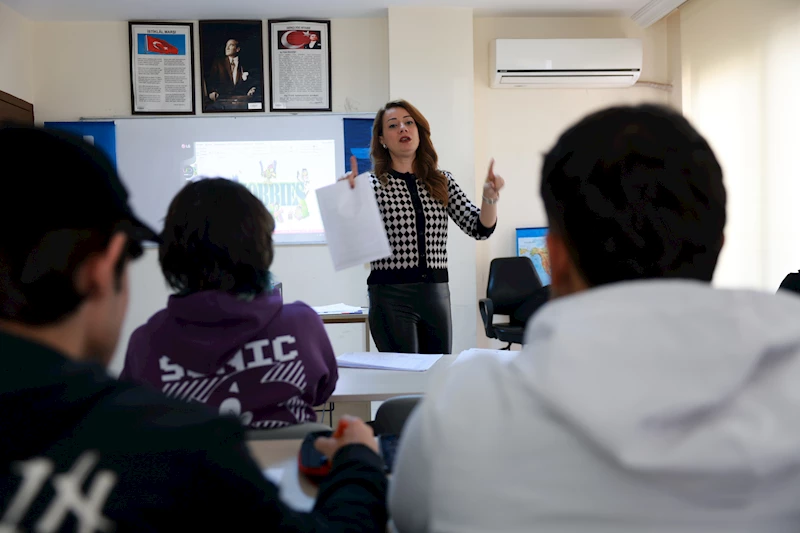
[338, 155, 359, 189]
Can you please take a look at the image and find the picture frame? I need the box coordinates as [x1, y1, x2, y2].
[199, 20, 266, 113]
[268, 20, 332, 112]
[129, 21, 196, 115]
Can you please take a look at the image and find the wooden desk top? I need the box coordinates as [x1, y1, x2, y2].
[330, 353, 457, 402]
[248, 438, 303, 468]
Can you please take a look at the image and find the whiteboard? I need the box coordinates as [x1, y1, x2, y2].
[113, 113, 374, 244]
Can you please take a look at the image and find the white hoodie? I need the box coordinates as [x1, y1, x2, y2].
[390, 281, 800, 533]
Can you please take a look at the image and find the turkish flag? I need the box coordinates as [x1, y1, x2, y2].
[146, 35, 179, 55]
[283, 30, 311, 47]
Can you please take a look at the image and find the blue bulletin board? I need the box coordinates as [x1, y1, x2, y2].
[44, 121, 117, 168]
[343, 118, 373, 174]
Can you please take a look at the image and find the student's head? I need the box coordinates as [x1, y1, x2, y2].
[540, 104, 726, 298]
[0, 124, 158, 364]
[159, 178, 275, 296]
[371, 99, 448, 205]
[225, 39, 240, 57]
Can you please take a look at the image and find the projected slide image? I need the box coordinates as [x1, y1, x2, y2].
[188, 139, 335, 237]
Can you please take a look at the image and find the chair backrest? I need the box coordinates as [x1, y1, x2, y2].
[245, 422, 331, 441]
[486, 257, 543, 316]
[373, 395, 422, 436]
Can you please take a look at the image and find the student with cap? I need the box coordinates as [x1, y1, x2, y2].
[0, 123, 387, 532]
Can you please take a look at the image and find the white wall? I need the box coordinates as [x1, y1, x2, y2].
[680, 0, 800, 291]
[473, 16, 671, 348]
[0, 2, 34, 103]
[29, 18, 389, 373]
[388, 6, 478, 354]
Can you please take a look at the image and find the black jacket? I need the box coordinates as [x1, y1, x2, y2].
[0, 331, 387, 532]
[779, 272, 800, 295]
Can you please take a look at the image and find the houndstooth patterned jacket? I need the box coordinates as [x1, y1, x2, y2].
[367, 169, 495, 285]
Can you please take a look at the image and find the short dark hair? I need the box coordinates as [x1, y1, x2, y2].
[159, 178, 275, 295]
[0, 230, 142, 325]
[0, 124, 146, 326]
[540, 104, 726, 286]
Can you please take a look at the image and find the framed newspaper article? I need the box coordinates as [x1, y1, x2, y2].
[129, 22, 196, 115]
[268, 20, 332, 112]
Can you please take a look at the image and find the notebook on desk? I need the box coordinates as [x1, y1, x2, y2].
[336, 352, 443, 372]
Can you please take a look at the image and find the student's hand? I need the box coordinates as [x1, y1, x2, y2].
[209, 91, 219, 102]
[247, 87, 256, 97]
[483, 159, 505, 201]
[315, 415, 378, 458]
[337, 155, 359, 189]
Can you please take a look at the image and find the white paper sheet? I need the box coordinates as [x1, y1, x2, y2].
[263, 467, 284, 485]
[312, 303, 364, 315]
[316, 173, 391, 271]
[453, 348, 520, 365]
[336, 352, 444, 372]
[262, 461, 315, 511]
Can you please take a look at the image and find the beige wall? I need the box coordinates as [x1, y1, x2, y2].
[32, 19, 388, 122]
[388, 6, 478, 353]
[16, 3, 785, 357]
[26, 18, 390, 373]
[665, 11, 682, 110]
[680, 0, 800, 290]
[0, 2, 34, 103]
[473, 16, 671, 348]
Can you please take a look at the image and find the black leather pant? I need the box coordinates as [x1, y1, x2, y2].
[368, 283, 452, 354]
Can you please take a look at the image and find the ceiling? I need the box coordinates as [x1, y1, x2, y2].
[3, 0, 658, 22]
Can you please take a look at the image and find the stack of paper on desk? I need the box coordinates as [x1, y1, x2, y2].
[312, 303, 363, 315]
[336, 352, 443, 372]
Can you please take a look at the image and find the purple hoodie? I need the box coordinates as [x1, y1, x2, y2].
[121, 290, 337, 429]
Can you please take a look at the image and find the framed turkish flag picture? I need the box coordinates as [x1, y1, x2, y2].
[129, 22, 196, 115]
[268, 20, 332, 112]
[199, 20, 266, 114]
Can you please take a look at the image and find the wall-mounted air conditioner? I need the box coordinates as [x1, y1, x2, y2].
[490, 38, 642, 89]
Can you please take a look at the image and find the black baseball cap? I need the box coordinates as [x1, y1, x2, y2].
[0, 123, 160, 248]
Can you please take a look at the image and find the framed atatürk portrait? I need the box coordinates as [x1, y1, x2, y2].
[199, 20, 265, 113]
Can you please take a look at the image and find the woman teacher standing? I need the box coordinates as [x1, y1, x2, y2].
[343, 99, 504, 354]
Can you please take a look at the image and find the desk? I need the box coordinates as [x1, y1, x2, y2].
[331, 353, 457, 402]
[316, 353, 457, 427]
[248, 439, 318, 509]
[248, 439, 303, 468]
[320, 308, 370, 351]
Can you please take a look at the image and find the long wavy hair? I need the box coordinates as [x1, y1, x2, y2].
[370, 100, 449, 206]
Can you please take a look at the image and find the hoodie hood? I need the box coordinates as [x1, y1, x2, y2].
[518, 280, 800, 506]
[147, 289, 282, 375]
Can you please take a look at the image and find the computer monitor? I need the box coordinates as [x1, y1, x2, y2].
[516, 227, 551, 286]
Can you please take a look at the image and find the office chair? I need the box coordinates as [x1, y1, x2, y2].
[479, 257, 544, 349]
[372, 395, 422, 436]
